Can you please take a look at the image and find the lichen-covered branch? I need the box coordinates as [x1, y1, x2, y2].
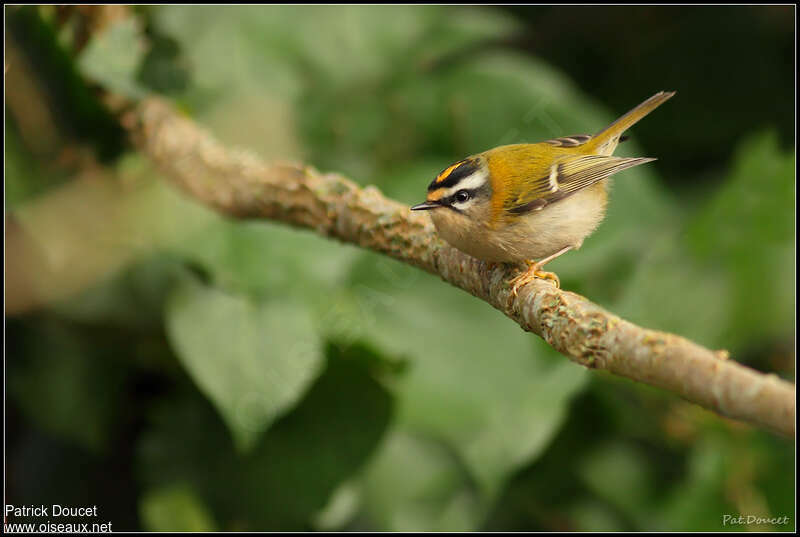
[123, 98, 795, 437]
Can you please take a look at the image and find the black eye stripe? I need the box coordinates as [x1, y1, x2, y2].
[427, 159, 480, 191]
[445, 187, 482, 206]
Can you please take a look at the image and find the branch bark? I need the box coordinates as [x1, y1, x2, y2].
[123, 98, 795, 437]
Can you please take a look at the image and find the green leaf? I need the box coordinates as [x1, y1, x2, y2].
[312, 480, 361, 531]
[138, 352, 394, 530]
[77, 18, 150, 99]
[358, 430, 481, 532]
[140, 484, 217, 532]
[165, 274, 324, 451]
[241, 356, 393, 529]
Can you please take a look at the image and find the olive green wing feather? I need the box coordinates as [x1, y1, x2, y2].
[505, 155, 655, 215]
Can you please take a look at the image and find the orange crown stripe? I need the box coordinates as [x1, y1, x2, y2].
[436, 162, 462, 183]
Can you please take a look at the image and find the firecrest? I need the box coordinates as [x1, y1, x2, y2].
[412, 91, 675, 294]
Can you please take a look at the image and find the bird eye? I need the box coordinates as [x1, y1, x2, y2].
[454, 190, 471, 203]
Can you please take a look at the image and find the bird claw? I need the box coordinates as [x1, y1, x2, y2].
[533, 270, 560, 288]
[508, 263, 560, 299]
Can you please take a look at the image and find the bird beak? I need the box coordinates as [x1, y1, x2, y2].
[410, 201, 440, 211]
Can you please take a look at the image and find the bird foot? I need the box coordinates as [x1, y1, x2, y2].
[509, 262, 560, 298]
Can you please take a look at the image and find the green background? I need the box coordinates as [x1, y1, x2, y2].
[5, 5, 795, 531]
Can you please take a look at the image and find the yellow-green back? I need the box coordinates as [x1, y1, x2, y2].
[482, 91, 675, 226]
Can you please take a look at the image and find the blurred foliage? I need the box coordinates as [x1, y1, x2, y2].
[77, 17, 150, 99]
[4, 4, 795, 532]
[503, 5, 795, 188]
[165, 273, 324, 452]
[5, 6, 125, 162]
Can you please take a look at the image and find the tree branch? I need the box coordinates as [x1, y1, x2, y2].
[123, 98, 795, 437]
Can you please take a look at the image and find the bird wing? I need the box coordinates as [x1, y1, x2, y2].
[544, 134, 630, 147]
[543, 134, 593, 147]
[505, 155, 655, 215]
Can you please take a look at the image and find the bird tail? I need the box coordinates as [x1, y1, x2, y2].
[589, 91, 675, 155]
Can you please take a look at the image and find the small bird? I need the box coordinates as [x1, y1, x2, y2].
[411, 91, 675, 294]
